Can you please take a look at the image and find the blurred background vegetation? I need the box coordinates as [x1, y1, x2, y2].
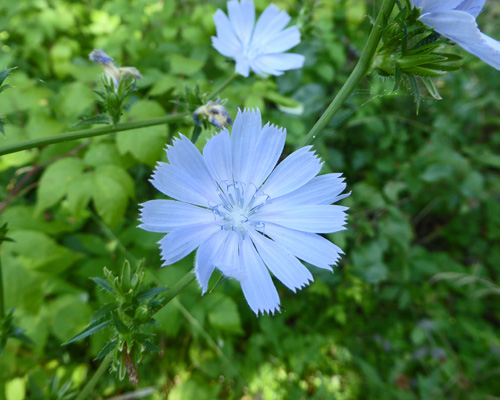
[1, 0, 499, 399]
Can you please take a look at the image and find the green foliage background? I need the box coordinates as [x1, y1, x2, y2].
[1, 0, 500, 399]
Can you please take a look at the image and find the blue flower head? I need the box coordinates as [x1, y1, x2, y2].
[89, 49, 143, 91]
[410, 0, 500, 70]
[193, 99, 233, 129]
[212, 0, 305, 77]
[139, 109, 349, 315]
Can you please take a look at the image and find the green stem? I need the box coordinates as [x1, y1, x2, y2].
[155, 271, 196, 311]
[75, 354, 113, 400]
[207, 73, 239, 100]
[0, 114, 188, 156]
[300, 0, 396, 147]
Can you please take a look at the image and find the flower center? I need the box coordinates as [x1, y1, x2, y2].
[211, 182, 270, 236]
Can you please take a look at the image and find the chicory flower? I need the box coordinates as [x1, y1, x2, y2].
[410, 0, 500, 70]
[139, 109, 349, 315]
[212, 0, 305, 77]
[89, 49, 143, 90]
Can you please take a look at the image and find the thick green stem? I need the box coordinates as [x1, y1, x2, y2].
[75, 354, 113, 400]
[300, 0, 396, 147]
[0, 114, 188, 156]
[155, 271, 196, 312]
[207, 73, 239, 100]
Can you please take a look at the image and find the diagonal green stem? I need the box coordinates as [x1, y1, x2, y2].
[155, 271, 196, 311]
[207, 73, 239, 100]
[0, 114, 188, 156]
[75, 354, 113, 400]
[300, 0, 396, 147]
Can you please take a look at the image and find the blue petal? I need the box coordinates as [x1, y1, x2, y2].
[151, 163, 216, 207]
[139, 200, 214, 233]
[249, 230, 313, 293]
[165, 135, 219, 202]
[195, 230, 228, 293]
[158, 223, 219, 265]
[271, 173, 348, 207]
[259, 26, 301, 54]
[419, 10, 483, 45]
[461, 32, 500, 70]
[251, 53, 305, 75]
[415, 0, 465, 13]
[250, 122, 286, 188]
[261, 146, 322, 198]
[455, 0, 485, 18]
[252, 4, 291, 47]
[227, 0, 255, 49]
[203, 128, 233, 184]
[263, 223, 344, 270]
[212, 9, 241, 57]
[256, 204, 348, 233]
[239, 238, 280, 315]
[231, 109, 262, 183]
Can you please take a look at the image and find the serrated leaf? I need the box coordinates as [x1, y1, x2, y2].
[63, 319, 112, 345]
[66, 173, 93, 216]
[0, 67, 16, 86]
[91, 166, 132, 227]
[36, 157, 85, 213]
[90, 303, 117, 326]
[90, 277, 115, 295]
[117, 100, 168, 166]
[136, 286, 167, 302]
[96, 339, 117, 360]
[112, 312, 130, 334]
[73, 114, 111, 126]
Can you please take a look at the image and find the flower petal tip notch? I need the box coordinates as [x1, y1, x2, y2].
[410, 0, 500, 70]
[212, 0, 305, 77]
[140, 109, 349, 316]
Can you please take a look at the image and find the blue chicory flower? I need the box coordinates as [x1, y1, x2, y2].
[139, 109, 349, 315]
[193, 99, 233, 129]
[410, 0, 500, 70]
[89, 49, 143, 90]
[211, 0, 305, 77]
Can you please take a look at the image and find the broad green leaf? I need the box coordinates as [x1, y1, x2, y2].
[5, 230, 79, 274]
[118, 100, 168, 166]
[66, 173, 93, 216]
[50, 294, 94, 342]
[170, 54, 205, 76]
[206, 294, 243, 334]
[36, 157, 85, 213]
[83, 142, 125, 167]
[91, 166, 132, 226]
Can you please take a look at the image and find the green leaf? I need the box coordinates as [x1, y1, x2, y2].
[90, 303, 118, 324]
[66, 173, 93, 216]
[36, 157, 85, 213]
[63, 319, 112, 345]
[5, 230, 79, 274]
[136, 286, 167, 302]
[91, 165, 134, 226]
[118, 100, 169, 166]
[0, 67, 16, 86]
[96, 339, 117, 360]
[91, 278, 115, 295]
[73, 114, 111, 126]
[111, 312, 130, 334]
[207, 294, 243, 334]
[170, 54, 205, 76]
